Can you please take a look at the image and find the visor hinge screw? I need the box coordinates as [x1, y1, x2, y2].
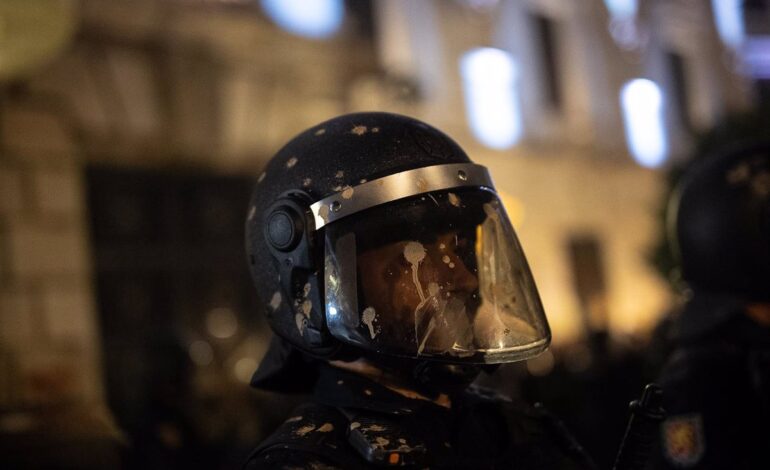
[457, 170, 467, 181]
[330, 201, 342, 212]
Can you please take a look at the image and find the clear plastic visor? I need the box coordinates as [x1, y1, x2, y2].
[323, 189, 550, 364]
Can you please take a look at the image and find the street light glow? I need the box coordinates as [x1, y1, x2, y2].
[260, 0, 344, 39]
[711, 0, 744, 48]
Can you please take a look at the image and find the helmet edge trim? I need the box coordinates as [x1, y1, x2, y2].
[309, 163, 495, 229]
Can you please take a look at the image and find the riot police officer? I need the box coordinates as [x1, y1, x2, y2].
[652, 142, 770, 469]
[243, 112, 596, 469]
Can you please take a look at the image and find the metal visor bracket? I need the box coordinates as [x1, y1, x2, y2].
[310, 163, 496, 230]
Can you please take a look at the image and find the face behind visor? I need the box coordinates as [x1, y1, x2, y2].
[318, 168, 550, 364]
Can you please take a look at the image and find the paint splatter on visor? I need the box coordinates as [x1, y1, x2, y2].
[323, 188, 550, 364]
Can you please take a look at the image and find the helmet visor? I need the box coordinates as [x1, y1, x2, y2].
[323, 189, 550, 364]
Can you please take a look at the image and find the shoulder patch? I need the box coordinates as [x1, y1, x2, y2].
[662, 414, 705, 467]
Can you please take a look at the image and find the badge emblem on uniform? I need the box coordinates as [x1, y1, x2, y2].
[662, 414, 705, 467]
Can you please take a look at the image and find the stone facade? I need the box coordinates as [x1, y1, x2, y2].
[0, 0, 752, 409]
[0, 98, 101, 407]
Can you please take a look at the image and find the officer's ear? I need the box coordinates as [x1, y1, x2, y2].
[263, 191, 335, 352]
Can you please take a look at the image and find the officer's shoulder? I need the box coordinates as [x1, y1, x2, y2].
[465, 385, 597, 469]
[511, 402, 598, 469]
[244, 402, 356, 469]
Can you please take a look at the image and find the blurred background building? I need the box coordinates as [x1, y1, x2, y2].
[0, 0, 767, 468]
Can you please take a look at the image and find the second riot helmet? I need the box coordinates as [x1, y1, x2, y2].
[670, 141, 770, 301]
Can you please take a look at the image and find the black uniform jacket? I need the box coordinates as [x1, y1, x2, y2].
[651, 294, 770, 469]
[244, 364, 596, 469]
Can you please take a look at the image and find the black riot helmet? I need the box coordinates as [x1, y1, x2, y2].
[246, 112, 550, 376]
[670, 141, 770, 301]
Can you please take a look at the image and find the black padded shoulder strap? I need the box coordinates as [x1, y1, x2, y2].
[245, 402, 361, 469]
[339, 408, 430, 467]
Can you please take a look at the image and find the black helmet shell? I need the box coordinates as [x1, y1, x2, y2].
[672, 141, 770, 301]
[246, 112, 472, 356]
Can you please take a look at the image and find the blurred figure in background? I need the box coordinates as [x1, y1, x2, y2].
[650, 141, 770, 469]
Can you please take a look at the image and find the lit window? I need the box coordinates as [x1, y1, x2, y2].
[711, 0, 744, 49]
[260, 0, 344, 39]
[620, 79, 667, 168]
[460, 48, 522, 150]
[743, 36, 770, 78]
[603, 0, 638, 19]
[603, 0, 639, 48]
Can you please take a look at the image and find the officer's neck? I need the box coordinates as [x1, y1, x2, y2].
[328, 359, 452, 408]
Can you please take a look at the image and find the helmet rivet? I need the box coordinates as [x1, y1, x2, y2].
[457, 170, 467, 181]
[330, 201, 342, 212]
